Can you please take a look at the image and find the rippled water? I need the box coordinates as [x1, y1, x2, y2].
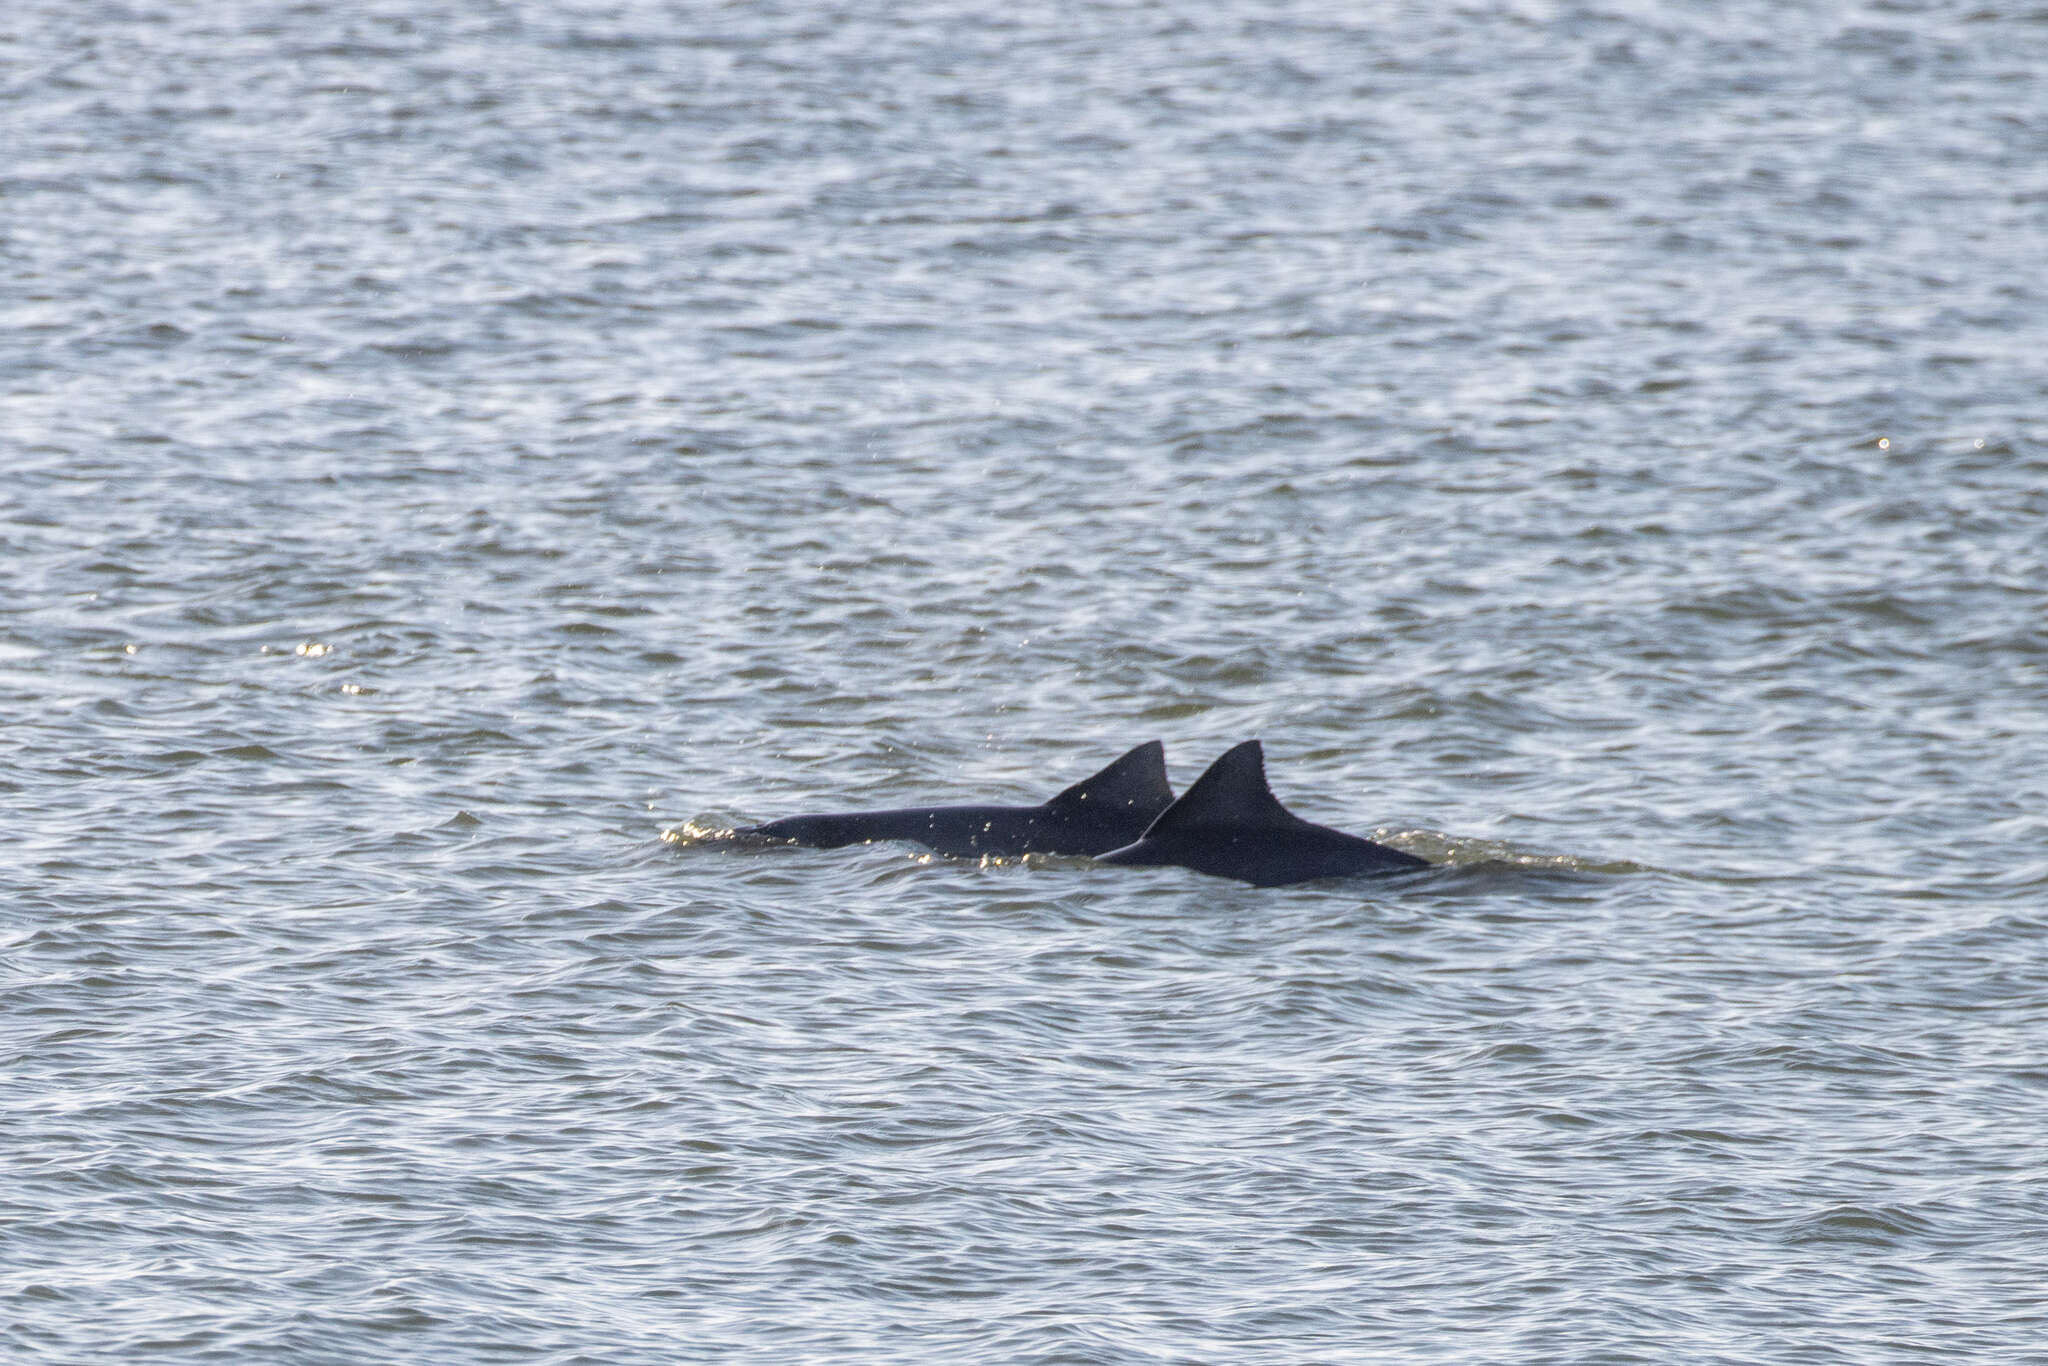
[7, 1, 2048, 1361]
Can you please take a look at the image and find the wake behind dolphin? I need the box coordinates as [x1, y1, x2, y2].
[730, 740, 1174, 859]
[1098, 739, 1427, 886]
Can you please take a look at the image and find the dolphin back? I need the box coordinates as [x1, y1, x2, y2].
[1098, 740, 1427, 886]
[1043, 740, 1175, 819]
[730, 740, 1175, 859]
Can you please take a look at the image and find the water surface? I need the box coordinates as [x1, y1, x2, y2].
[6, 1, 2047, 1361]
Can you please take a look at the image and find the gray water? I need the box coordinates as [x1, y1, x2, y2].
[7, 1, 2048, 1361]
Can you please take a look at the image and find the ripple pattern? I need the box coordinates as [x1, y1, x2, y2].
[6, 1, 2048, 1362]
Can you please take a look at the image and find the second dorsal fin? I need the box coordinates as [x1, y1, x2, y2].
[1140, 739, 1294, 834]
[1045, 740, 1174, 813]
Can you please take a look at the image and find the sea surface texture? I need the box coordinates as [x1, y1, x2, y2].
[6, 1, 2047, 1362]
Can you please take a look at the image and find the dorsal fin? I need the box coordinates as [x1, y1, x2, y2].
[1140, 739, 1294, 834]
[1045, 740, 1173, 812]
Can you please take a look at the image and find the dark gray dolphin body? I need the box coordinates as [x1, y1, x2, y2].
[731, 741, 1174, 859]
[1097, 739, 1427, 886]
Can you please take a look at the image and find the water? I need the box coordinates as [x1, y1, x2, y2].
[6, 0, 2048, 1361]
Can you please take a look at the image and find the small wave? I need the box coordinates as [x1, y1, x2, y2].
[661, 817, 747, 846]
[1394, 830, 1650, 876]
[1781, 1203, 1940, 1249]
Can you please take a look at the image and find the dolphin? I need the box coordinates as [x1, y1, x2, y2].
[730, 740, 1175, 859]
[1096, 739, 1428, 886]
